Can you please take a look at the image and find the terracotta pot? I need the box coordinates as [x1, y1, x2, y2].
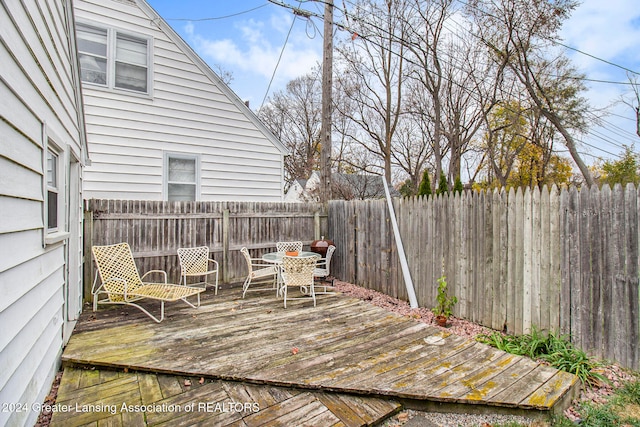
[435, 315, 448, 327]
[310, 236, 334, 257]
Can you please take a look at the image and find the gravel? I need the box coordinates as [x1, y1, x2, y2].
[380, 409, 542, 427]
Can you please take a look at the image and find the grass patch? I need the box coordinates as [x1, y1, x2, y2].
[476, 327, 605, 385]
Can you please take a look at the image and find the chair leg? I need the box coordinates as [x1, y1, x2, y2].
[242, 276, 251, 298]
[283, 285, 287, 308]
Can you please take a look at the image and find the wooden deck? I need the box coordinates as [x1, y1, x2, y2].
[55, 286, 580, 426]
[50, 367, 400, 426]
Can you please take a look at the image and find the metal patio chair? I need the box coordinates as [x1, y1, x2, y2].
[276, 241, 303, 253]
[240, 247, 278, 298]
[281, 254, 319, 308]
[91, 242, 204, 323]
[313, 244, 336, 293]
[177, 246, 219, 294]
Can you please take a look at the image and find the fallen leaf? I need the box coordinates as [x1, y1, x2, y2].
[291, 347, 299, 355]
[199, 377, 205, 384]
[184, 379, 191, 386]
[397, 412, 409, 422]
[123, 367, 128, 373]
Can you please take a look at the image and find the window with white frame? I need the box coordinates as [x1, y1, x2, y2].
[165, 154, 199, 201]
[46, 148, 60, 232]
[76, 22, 149, 93]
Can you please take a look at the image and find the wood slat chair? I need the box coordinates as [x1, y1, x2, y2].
[177, 246, 219, 294]
[240, 247, 278, 298]
[313, 244, 336, 293]
[281, 255, 319, 308]
[276, 241, 303, 253]
[91, 242, 204, 323]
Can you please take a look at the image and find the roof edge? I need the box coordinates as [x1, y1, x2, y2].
[135, 0, 289, 156]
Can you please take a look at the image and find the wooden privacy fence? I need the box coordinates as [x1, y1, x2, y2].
[329, 184, 639, 371]
[83, 199, 328, 300]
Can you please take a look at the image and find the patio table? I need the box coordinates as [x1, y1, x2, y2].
[262, 251, 320, 296]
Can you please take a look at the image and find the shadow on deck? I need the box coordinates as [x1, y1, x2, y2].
[53, 286, 580, 426]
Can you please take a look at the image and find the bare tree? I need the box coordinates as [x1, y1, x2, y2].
[403, 0, 453, 190]
[621, 73, 640, 138]
[466, 0, 594, 186]
[258, 70, 322, 188]
[334, 0, 410, 185]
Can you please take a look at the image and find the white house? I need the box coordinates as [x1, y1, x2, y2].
[75, 0, 289, 202]
[285, 171, 401, 202]
[0, 1, 88, 426]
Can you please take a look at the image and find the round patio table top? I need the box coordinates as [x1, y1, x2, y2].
[262, 251, 320, 264]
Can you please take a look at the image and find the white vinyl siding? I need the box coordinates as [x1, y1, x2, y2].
[1, 0, 86, 426]
[76, 22, 150, 94]
[76, 0, 287, 201]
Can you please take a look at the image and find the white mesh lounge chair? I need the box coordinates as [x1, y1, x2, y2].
[313, 244, 336, 293]
[91, 242, 204, 323]
[276, 241, 303, 253]
[281, 255, 319, 308]
[177, 246, 219, 294]
[240, 247, 278, 298]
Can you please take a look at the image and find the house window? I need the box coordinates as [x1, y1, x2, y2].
[165, 154, 199, 201]
[46, 149, 60, 231]
[76, 23, 149, 93]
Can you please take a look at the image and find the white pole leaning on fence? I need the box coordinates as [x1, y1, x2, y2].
[383, 179, 419, 309]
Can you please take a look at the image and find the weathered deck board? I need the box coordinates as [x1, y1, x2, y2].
[58, 287, 580, 426]
[50, 367, 398, 427]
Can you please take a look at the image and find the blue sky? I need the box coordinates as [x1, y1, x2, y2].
[146, 0, 640, 165]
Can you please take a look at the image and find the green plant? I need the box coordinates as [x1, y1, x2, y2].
[453, 176, 464, 194]
[436, 171, 449, 195]
[417, 169, 432, 197]
[476, 327, 606, 386]
[613, 379, 640, 405]
[433, 275, 457, 317]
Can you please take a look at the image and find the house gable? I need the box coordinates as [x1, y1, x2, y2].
[0, 1, 86, 425]
[76, 0, 288, 201]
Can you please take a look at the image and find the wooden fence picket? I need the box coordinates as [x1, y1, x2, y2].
[84, 184, 640, 370]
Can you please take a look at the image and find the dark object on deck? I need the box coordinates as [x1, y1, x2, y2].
[311, 236, 334, 257]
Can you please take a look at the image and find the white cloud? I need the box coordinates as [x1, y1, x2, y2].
[558, 0, 640, 159]
[561, 0, 640, 74]
[182, 13, 321, 97]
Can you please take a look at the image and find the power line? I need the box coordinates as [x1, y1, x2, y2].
[260, 2, 301, 110]
[552, 40, 640, 76]
[271, 0, 632, 161]
[162, 4, 269, 21]
[452, 0, 640, 76]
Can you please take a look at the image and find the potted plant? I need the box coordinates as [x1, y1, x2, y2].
[433, 275, 457, 327]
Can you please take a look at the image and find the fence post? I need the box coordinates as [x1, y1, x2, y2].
[82, 202, 94, 303]
[223, 209, 230, 283]
[314, 211, 320, 240]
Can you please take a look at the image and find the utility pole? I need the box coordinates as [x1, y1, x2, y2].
[319, 0, 333, 203]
